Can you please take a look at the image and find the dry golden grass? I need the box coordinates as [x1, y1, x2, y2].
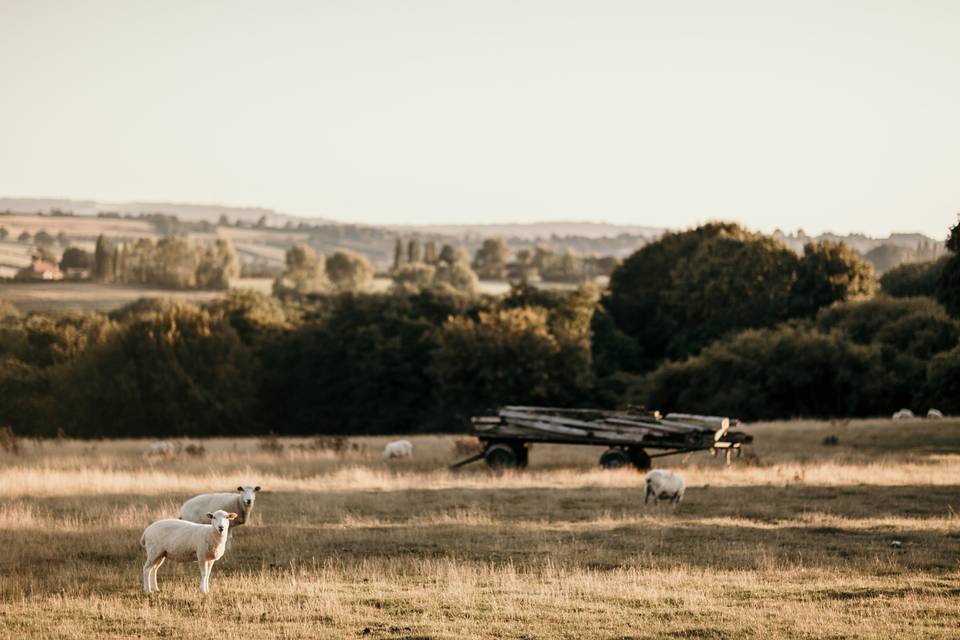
[2, 419, 960, 639]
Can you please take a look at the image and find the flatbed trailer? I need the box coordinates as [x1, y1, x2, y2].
[450, 406, 752, 470]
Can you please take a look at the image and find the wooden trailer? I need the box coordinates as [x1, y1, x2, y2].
[450, 406, 752, 470]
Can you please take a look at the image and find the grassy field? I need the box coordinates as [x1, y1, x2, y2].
[2, 419, 960, 639]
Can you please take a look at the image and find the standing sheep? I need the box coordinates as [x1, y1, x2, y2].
[383, 440, 414, 461]
[644, 469, 685, 506]
[140, 509, 237, 593]
[179, 486, 261, 528]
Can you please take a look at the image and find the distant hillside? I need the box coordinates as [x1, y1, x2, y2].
[389, 221, 665, 240]
[0, 197, 327, 227]
[0, 197, 948, 274]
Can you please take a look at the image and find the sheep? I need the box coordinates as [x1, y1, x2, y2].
[892, 409, 915, 420]
[383, 440, 414, 461]
[140, 509, 237, 593]
[143, 440, 179, 459]
[644, 469, 685, 506]
[927, 408, 944, 419]
[179, 486, 261, 529]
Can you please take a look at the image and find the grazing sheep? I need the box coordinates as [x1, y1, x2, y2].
[144, 440, 179, 459]
[140, 509, 237, 593]
[179, 486, 261, 528]
[644, 469, 685, 506]
[383, 440, 414, 461]
[927, 408, 944, 419]
[892, 409, 915, 420]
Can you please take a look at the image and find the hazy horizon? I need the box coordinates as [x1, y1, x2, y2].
[2, 1, 958, 237]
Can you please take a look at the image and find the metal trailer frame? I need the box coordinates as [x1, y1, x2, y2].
[450, 405, 753, 470]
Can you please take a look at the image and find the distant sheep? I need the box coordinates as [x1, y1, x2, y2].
[644, 469, 685, 506]
[927, 408, 944, 419]
[383, 440, 414, 461]
[179, 486, 261, 529]
[892, 409, 915, 420]
[140, 509, 237, 593]
[143, 440, 179, 458]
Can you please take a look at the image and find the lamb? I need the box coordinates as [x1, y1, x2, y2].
[383, 440, 414, 461]
[140, 509, 237, 593]
[179, 486, 261, 528]
[927, 408, 944, 419]
[644, 469, 685, 506]
[892, 409, 915, 420]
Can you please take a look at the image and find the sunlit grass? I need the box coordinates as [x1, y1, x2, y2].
[2, 418, 960, 638]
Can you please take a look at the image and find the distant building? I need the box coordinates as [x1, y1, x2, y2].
[15, 260, 63, 281]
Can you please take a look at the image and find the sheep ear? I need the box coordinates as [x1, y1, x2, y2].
[254, 486, 261, 492]
[237, 486, 243, 492]
[205, 513, 214, 520]
[227, 512, 238, 520]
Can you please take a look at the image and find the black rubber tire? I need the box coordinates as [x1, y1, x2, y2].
[627, 446, 652, 471]
[599, 448, 631, 469]
[516, 445, 529, 468]
[484, 444, 519, 469]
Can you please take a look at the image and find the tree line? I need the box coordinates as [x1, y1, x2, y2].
[1, 218, 959, 438]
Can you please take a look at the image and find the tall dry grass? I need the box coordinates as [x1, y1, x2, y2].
[2, 419, 960, 638]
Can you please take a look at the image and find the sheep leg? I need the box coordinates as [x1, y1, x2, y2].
[199, 560, 213, 593]
[149, 556, 165, 592]
[644, 485, 652, 505]
[143, 554, 163, 593]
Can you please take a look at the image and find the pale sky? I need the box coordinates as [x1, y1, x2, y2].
[1, 0, 958, 237]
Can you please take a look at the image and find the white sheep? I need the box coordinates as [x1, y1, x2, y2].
[927, 408, 944, 419]
[644, 469, 685, 506]
[383, 440, 414, 461]
[892, 409, 916, 420]
[140, 509, 237, 593]
[143, 440, 179, 459]
[179, 486, 261, 528]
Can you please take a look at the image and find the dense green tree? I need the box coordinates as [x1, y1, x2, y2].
[407, 239, 421, 264]
[423, 240, 437, 264]
[927, 345, 960, 414]
[93, 234, 115, 281]
[55, 305, 257, 438]
[881, 258, 947, 298]
[789, 241, 876, 317]
[472, 237, 511, 279]
[937, 216, 960, 316]
[273, 243, 328, 295]
[428, 305, 592, 427]
[391, 263, 437, 294]
[260, 292, 469, 434]
[326, 250, 374, 293]
[604, 223, 801, 370]
[195, 239, 240, 290]
[393, 237, 404, 269]
[59, 247, 93, 272]
[33, 230, 55, 246]
[640, 324, 891, 421]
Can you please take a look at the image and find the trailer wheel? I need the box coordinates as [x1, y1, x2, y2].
[516, 445, 529, 468]
[484, 444, 519, 469]
[599, 448, 631, 469]
[627, 447, 651, 471]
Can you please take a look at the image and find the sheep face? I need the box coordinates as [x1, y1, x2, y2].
[236, 485, 261, 509]
[206, 510, 238, 534]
